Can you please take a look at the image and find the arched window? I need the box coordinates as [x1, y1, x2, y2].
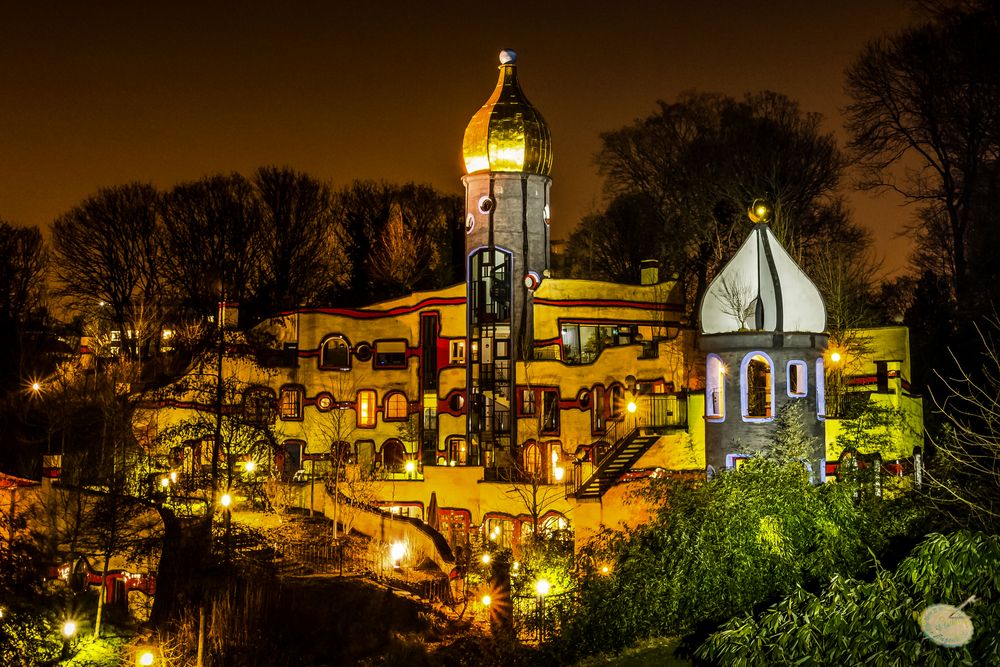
[741, 352, 774, 421]
[816, 357, 826, 419]
[609, 385, 626, 420]
[523, 441, 543, 477]
[320, 335, 351, 370]
[706, 354, 725, 420]
[592, 386, 606, 433]
[381, 439, 405, 472]
[384, 392, 408, 420]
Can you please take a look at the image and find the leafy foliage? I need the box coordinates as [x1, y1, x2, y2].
[697, 531, 1000, 665]
[558, 459, 919, 659]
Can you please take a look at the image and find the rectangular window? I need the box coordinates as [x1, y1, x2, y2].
[450, 340, 466, 364]
[279, 386, 303, 420]
[542, 390, 560, 434]
[495, 338, 510, 359]
[357, 390, 376, 427]
[375, 340, 407, 368]
[788, 361, 807, 397]
[521, 389, 537, 416]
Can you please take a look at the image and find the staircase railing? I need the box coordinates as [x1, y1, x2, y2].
[571, 393, 687, 496]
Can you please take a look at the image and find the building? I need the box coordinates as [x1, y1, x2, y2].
[142, 50, 923, 553]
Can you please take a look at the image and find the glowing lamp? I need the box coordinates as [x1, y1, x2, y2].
[481, 553, 491, 565]
[31, 382, 41, 393]
[748, 198, 773, 224]
[553, 466, 565, 482]
[830, 351, 842, 363]
[481, 595, 492, 606]
[390, 542, 406, 562]
[535, 579, 550, 597]
[627, 401, 638, 414]
[404, 460, 416, 474]
[62, 620, 77, 637]
[244, 461, 256, 473]
[139, 650, 156, 666]
[601, 565, 610, 575]
[220, 493, 232, 508]
[159, 477, 169, 489]
[169, 471, 177, 483]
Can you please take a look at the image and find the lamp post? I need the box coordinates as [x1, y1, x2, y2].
[61, 619, 77, 660]
[535, 579, 550, 642]
[220, 492, 232, 566]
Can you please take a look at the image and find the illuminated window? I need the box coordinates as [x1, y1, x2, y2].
[787, 361, 807, 397]
[447, 436, 467, 466]
[384, 392, 408, 420]
[521, 389, 536, 416]
[321, 335, 351, 370]
[357, 390, 376, 427]
[523, 442, 543, 476]
[375, 340, 407, 369]
[741, 352, 774, 420]
[706, 354, 725, 420]
[484, 515, 514, 549]
[450, 340, 466, 364]
[279, 385, 303, 420]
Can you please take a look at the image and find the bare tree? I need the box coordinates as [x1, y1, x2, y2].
[51, 183, 162, 359]
[715, 276, 756, 330]
[587, 91, 854, 315]
[845, 2, 1000, 311]
[250, 166, 351, 314]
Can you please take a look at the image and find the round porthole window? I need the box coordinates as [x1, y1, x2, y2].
[449, 393, 465, 411]
[466, 214, 476, 234]
[316, 393, 334, 412]
[355, 343, 372, 362]
[578, 390, 591, 409]
[478, 196, 495, 214]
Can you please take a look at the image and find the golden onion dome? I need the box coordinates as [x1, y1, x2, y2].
[462, 49, 553, 176]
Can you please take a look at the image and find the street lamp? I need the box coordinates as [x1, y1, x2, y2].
[61, 619, 77, 660]
[535, 579, 550, 642]
[220, 493, 233, 565]
[830, 350, 842, 363]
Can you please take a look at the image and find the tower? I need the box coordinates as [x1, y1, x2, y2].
[461, 49, 553, 470]
[699, 200, 829, 478]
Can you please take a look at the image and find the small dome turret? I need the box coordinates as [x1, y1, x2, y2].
[462, 49, 553, 176]
[700, 200, 826, 334]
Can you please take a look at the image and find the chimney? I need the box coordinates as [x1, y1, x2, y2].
[640, 259, 659, 285]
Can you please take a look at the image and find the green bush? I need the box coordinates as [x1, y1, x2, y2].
[696, 531, 1000, 665]
[557, 458, 921, 659]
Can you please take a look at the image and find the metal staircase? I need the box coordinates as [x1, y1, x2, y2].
[570, 393, 687, 501]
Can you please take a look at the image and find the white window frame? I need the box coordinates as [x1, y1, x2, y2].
[706, 354, 726, 421]
[786, 360, 808, 398]
[740, 351, 775, 423]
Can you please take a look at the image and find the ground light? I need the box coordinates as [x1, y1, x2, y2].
[245, 460, 257, 473]
[481, 595, 491, 606]
[390, 541, 406, 569]
[220, 493, 232, 508]
[62, 620, 77, 638]
[481, 553, 491, 565]
[830, 351, 842, 363]
[138, 649, 156, 666]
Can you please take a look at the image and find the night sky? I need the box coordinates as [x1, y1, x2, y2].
[0, 1, 916, 276]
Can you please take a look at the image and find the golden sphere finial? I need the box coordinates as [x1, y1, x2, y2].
[748, 198, 773, 224]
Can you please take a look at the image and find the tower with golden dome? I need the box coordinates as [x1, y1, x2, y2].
[461, 49, 553, 468]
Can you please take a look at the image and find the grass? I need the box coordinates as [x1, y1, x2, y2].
[573, 637, 691, 667]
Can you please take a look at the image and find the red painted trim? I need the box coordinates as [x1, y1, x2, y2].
[533, 297, 683, 312]
[283, 296, 466, 320]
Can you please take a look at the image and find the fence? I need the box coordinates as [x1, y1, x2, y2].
[511, 590, 576, 643]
